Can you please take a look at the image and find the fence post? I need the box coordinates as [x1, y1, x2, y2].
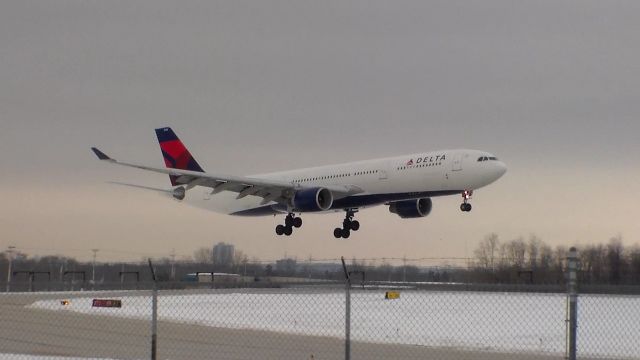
[148, 259, 158, 360]
[565, 247, 578, 360]
[341, 257, 351, 360]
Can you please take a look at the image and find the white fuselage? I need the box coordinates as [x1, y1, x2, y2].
[189, 149, 506, 216]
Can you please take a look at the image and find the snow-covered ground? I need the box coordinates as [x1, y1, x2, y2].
[29, 290, 640, 359]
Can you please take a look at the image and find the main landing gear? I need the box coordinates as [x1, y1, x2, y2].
[275, 213, 302, 236]
[460, 190, 473, 212]
[334, 210, 360, 239]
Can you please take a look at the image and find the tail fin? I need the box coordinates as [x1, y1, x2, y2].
[155, 127, 204, 186]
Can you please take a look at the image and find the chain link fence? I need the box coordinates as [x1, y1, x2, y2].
[1, 266, 640, 359]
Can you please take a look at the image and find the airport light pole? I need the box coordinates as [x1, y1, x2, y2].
[170, 249, 176, 281]
[91, 249, 99, 285]
[6, 246, 15, 292]
[566, 247, 578, 360]
[148, 259, 158, 360]
[402, 256, 407, 283]
[341, 257, 351, 360]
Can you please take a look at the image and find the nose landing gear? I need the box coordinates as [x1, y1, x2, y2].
[460, 190, 473, 212]
[334, 210, 360, 239]
[275, 213, 302, 236]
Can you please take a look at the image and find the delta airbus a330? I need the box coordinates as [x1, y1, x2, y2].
[92, 127, 506, 238]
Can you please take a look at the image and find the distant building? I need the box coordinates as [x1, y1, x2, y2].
[212, 242, 235, 266]
[275, 258, 297, 275]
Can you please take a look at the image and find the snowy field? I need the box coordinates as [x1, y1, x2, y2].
[29, 290, 640, 359]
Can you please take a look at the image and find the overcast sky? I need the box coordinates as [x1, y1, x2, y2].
[1, 1, 639, 262]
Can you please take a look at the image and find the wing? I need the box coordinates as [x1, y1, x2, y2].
[91, 147, 363, 205]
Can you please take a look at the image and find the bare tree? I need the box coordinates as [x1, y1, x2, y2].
[232, 250, 248, 273]
[553, 246, 568, 276]
[607, 235, 624, 284]
[628, 245, 640, 284]
[527, 234, 542, 270]
[580, 244, 607, 284]
[504, 237, 527, 268]
[232, 250, 247, 266]
[193, 247, 212, 264]
[539, 243, 553, 270]
[474, 233, 500, 270]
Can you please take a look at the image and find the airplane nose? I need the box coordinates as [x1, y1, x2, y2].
[495, 161, 507, 177]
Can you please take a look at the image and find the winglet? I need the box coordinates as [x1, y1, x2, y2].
[91, 147, 111, 160]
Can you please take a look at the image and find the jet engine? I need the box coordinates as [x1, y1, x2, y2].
[388, 198, 432, 218]
[292, 188, 333, 212]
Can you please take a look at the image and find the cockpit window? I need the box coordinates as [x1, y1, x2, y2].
[478, 156, 498, 162]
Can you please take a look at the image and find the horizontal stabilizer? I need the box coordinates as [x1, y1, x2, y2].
[107, 181, 171, 194]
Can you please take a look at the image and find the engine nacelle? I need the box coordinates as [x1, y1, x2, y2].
[172, 186, 186, 200]
[292, 187, 333, 212]
[388, 198, 432, 218]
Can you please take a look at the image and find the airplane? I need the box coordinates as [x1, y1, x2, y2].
[92, 127, 507, 238]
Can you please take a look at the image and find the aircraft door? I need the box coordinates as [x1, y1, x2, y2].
[378, 169, 388, 180]
[452, 154, 462, 171]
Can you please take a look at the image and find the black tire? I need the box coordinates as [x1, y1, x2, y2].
[460, 204, 467, 212]
[334, 228, 342, 238]
[293, 217, 302, 228]
[283, 226, 293, 236]
[285, 216, 294, 227]
[341, 229, 351, 239]
[350, 220, 360, 231]
[275, 224, 285, 235]
[465, 203, 472, 212]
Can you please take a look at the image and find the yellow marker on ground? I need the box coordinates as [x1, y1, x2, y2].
[385, 291, 400, 299]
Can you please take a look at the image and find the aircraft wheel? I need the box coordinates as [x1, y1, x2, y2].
[283, 226, 293, 236]
[350, 220, 360, 231]
[334, 228, 343, 239]
[276, 225, 285, 235]
[460, 204, 466, 212]
[464, 203, 472, 212]
[293, 217, 302, 228]
[341, 229, 351, 239]
[285, 216, 294, 227]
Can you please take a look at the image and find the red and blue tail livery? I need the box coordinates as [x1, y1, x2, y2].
[155, 127, 204, 185]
